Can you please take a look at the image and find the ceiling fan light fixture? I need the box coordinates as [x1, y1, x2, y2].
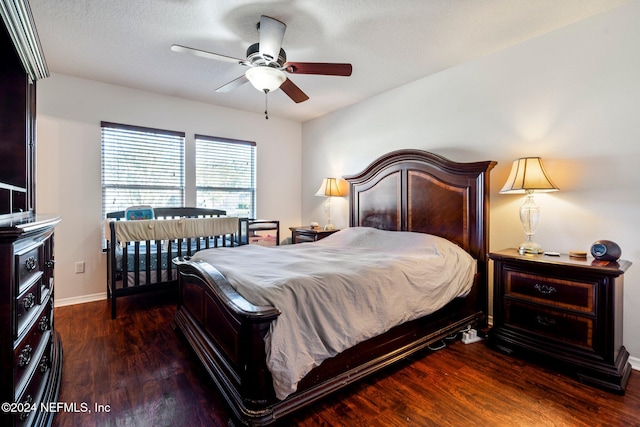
[245, 66, 286, 92]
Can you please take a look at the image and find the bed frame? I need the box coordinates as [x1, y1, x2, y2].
[105, 207, 231, 319]
[173, 150, 496, 425]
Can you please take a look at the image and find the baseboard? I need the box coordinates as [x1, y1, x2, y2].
[54, 292, 107, 307]
[630, 355, 640, 371]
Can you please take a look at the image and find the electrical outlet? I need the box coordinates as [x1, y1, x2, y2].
[75, 261, 85, 274]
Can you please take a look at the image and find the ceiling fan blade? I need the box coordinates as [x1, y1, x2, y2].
[171, 44, 246, 65]
[280, 78, 309, 103]
[284, 62, 352, 76]
[258, 15, 286, 64]
[215, 75, 249, 92]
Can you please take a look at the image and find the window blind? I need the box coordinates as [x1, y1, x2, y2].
[195, 135, 256, 218]
[101, 122, 185, 218]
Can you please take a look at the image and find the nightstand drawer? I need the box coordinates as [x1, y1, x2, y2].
[294, 234, 316, 243]
[506, 270, 595, 314]
[289, 226, 339, 244]
[505, 300, 594, 349]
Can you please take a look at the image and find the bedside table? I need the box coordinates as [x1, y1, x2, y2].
[488, 248, 632, 394]
[289, 226, 339, 244]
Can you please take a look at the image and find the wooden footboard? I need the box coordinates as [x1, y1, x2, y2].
[173, 259, 280, 411]
[173, 258, 484, 425]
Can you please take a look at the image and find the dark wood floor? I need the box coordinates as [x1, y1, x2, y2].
[52, 291, 640, 427]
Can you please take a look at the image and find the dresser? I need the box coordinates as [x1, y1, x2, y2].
[488, 248, 632, 394]
[1, 1, 63, 425]
[289, 226, 340, 244]
[1, 216, 62, 426]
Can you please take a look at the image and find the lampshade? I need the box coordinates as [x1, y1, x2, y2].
[245, 66, 286, 92]
[500, 157, 559, 194]
[315, 178, 343, 197]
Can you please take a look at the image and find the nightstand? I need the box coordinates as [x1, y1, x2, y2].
[488, 248, 632, 394]
[289, 226, 339, 244]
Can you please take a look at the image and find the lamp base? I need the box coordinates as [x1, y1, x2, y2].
[323, 224, 335, 231]
[519, 241, 543, 255]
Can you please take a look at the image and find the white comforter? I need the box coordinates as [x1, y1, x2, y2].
[192, 227, 476, 400]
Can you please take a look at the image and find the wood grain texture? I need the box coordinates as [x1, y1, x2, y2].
[53, 293, 640, 426]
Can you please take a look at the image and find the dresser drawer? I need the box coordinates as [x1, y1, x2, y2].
[505, 299, 595, 350]
[16, 243, 43, 294]
[14, 300, 53, 397]
[16, 279, 42, 338]
[14, 337, 52, 426]
[505, 270, 596, 314]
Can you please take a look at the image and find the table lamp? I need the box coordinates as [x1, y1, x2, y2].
[500, 157, 559, 254]
[315, 178, 343, 230]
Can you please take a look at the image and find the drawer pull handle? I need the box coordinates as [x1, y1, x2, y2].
[534, 283, 557, 295]
[536, 315, 557, 327]
[19, 395, 33, 421]
[18, 345, 33, 368]
[39, 355, 51, 373]
[39, 315, 51, 332]
[25, 256, 37, 272]
[23, 293, 36, 310]
[45, 259, 56, 269]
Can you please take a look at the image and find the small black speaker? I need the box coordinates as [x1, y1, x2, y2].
[590, 240, 621, 261]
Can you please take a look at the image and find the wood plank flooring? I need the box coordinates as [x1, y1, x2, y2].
[52, 291, 640, 427]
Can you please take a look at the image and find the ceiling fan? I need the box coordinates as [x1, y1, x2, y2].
[171, 15, 352, 117]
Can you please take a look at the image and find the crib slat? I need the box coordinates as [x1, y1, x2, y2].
[145, 241, 151, 285]
[122, 244, 129, 289]
[167, 240, 173, 279]
[186, 237, 193, 256]
[155, 240, 162, 284]
[134, 242, 141, 287]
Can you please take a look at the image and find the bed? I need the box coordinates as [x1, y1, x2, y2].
[105, 207, 237, 319]
[172, 149, 496, 425]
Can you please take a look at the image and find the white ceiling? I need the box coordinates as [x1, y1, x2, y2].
[29, 0, 629, 123]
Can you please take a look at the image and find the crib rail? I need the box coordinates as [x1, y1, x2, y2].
[105, 207, 235, 318]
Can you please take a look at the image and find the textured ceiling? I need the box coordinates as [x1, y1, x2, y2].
[29, 0, 630, 122]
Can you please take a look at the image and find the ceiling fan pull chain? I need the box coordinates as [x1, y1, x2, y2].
[264, 89, 269, 119]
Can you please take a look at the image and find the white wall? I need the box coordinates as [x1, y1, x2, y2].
[36, 74, 302, 303]
[301, 1, 640, 361]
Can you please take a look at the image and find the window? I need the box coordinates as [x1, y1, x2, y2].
[101, 122, 185, 218]
[195, 135, 256, 218]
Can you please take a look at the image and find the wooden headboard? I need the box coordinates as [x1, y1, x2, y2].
[344, 149, 496, 306]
